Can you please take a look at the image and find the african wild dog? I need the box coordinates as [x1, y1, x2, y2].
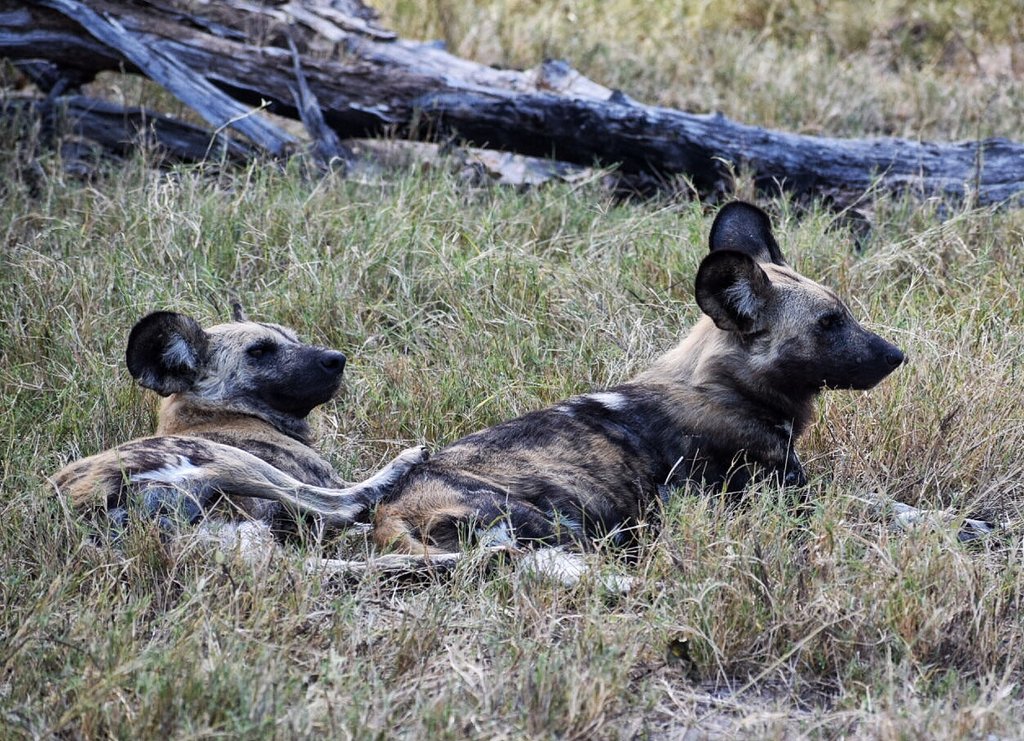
[302, 201, 905, 581]
[53, 306, 427, 545]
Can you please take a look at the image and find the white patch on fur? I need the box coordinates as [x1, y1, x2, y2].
[724, 281, 761, 318]
[520, 547, 637, 593]
[476, 521, 515, 547]
[520, 547, 587, 586]
[195, 520, 276, 564]
[583, 391, 628, 411]
[551, 512, 583, 536]
[162, 336, 198, 370]
[130, 455, 203, 485]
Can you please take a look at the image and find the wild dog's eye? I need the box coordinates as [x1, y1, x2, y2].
[818, 313, 844, 330]
[246, 341, 276, 359]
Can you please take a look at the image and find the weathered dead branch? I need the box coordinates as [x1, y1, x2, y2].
[2, 0, 1022, 204]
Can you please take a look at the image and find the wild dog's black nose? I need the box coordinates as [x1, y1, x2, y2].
[886, 348, 905, 367]
[320, 350, 346, 373]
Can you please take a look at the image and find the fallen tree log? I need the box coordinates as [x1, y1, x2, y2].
[2, 94, 258, 164]
[2, 0, 1023, 205]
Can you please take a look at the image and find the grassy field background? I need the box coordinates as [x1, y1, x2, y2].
[3, 1, 1024, 737]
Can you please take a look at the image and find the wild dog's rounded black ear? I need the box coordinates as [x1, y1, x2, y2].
[230, 302, 248, 322]
[708, 201, 787, 266]
[125, 312, 210, 395]
[695, 250, 774, 333]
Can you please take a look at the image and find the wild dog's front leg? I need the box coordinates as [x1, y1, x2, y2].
[306, 545, 637, 594]
[781, 447, 807, 488]
[775, 446, 811, 517]
[863, 493, 997, 543]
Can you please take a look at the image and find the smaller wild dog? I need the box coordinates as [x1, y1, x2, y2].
[54, 306, 427, 546]
[300, 201, 906, 582]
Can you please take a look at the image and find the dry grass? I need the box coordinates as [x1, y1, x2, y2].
[3, 1, 1024, 738]
[379, 0, 1024, 141]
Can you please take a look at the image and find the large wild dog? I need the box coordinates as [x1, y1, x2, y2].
[54, 306, 426, 545]
[318, 201, 904, 580]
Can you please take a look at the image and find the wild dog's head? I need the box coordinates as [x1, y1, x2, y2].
[694, 202, 904, 413]
[125, 306, 346, 437]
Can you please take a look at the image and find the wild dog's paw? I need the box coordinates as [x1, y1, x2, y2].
[519, 546, 637, 594]
[780, 448, 807, 488]
[195, 520, 276, 566]
[864, 493, 998, 543]
[890, 501, 996, 543]
[955, 517, 997, 543]
[784, 465, 807, 488]
[599, 573, 639, 595]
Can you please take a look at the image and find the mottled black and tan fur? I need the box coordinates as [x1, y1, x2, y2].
[53, 307, 426, 540]
[354, 202, 905, 578]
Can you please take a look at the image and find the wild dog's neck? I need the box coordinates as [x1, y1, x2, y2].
[154, 394, 314, 444]
[632, 316, 815, 454]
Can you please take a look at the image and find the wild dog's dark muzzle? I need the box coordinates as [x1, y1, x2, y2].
[256, 346, 347, 417]
[869, 334, 905, 375]
[839, 333, 905, 390]
[300, 347, 346, 394]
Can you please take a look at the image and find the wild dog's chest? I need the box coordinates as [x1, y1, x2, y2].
[155, 403, 342, 488]
[654, 420, 801, 495]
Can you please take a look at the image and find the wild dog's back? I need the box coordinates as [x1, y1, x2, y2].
[374, 392, 676, 553]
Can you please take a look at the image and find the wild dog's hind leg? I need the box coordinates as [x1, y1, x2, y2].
[306, 550, 468, 578]
[178, 443, 430, 526]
